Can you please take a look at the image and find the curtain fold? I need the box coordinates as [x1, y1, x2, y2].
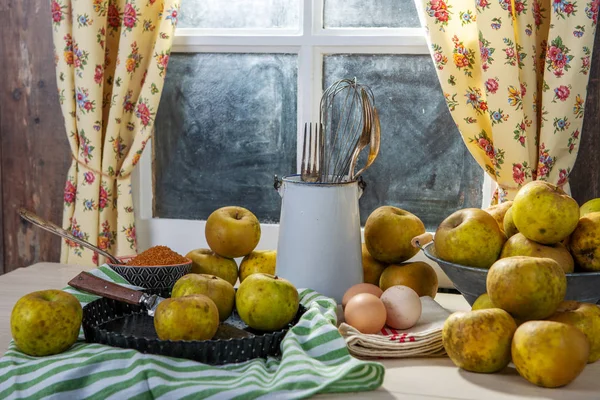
[51, 0, 179, 265]
[420, 0, 598, 203]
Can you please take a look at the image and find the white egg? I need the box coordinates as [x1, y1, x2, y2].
[380, 285, 422, 330]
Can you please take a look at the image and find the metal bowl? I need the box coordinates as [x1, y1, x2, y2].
[108, 257, 193, 290]
[422, 242, 600, 306]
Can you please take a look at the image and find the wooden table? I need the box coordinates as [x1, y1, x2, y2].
[1, 263, 599, 399]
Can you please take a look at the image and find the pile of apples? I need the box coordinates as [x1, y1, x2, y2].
[434, 181, 600, 388]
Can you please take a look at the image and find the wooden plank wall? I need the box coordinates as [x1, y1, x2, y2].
[0, 0, 70, 273]
[0, 1, 597, 274]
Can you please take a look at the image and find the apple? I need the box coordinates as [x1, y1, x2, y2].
[239, 250, 276, 283]
[569, 212, 600, 271]
[500, 233, 574, 273]
[471, 293, 494, 310]
[378, 262, 438, 298]
[512, 181, 579, 245]
[185, 248, 238, 286]
[236, 273, 299, 331]
[154, 294, 219, 341]
[172, 274, 235, 321]
[580, 198, 600, 217]
[361, 243, 387, 285]
[484, 201, 513, 233]
[503, 206, 519, 238]
[11, 290, 82, 356]
[364, 206, 426, 264]
[512, 321, 589, 388]
[434, 208, 506, 269]
[487, 256, 566, 320]
[443, 309, 516, 373]
[205, 206, 261, 258]
[547, 301, 600, 363]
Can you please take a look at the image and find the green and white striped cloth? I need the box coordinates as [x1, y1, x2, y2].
[0, 266, 384, 399]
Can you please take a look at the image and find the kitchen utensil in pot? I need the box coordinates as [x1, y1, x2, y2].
[300, 122, 322, 182]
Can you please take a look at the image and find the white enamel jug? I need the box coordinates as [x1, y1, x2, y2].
[274, 175, 364, 303]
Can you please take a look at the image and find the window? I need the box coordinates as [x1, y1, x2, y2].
[134, 0, 484, 254]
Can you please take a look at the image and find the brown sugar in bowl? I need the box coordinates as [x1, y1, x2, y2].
[108, 246, 192, 290]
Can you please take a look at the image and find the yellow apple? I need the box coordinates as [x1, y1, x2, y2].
[547, 301, 600, 363]
[569, 212, 600, 271]
[205, 206, 261, 258]
[500, 233, 574, 273]
[580, 198, 600, 217]
[512, 181, 579, 245]
[361, 243, 387, 285]
[487, 256, 566, 320]
[236, 273, 299, 331]
[172, 274, 235, 321]
[434, 208, 506, 269]
[471, 293, 494, 310]
[185, 248, 238, 286]
[239, 250, 276, 283]
[484, 201, 513, 233]
[512, 321, 589, 388]
[503, 206, 519, 238]
[443, 309, 517, 373]
[11, 290, 82, 356]
[154, 295, 219, 341]
[378, 262, 438, 298]
[364, 206, 426, 264]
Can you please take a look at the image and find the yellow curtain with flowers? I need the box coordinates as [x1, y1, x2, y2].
[420, 0, 598, 203]
[50, 0, 179, 265]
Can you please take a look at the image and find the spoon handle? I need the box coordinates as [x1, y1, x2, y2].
[18, 208, 122, 264]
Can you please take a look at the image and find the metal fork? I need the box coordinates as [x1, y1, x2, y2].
[301, 122, 321, 182]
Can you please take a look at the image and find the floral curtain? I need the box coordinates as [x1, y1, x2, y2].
[51, 0, 179, 265]
[419, 0, 598, 203]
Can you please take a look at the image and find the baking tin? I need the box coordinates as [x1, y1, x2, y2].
[82, 289, 306, 365]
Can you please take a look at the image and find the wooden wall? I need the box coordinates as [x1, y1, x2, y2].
[0, 0, 598, 274]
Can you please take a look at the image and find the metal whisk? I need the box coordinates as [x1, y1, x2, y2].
[319, 78, 377, 183]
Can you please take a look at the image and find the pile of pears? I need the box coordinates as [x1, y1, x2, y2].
[438, 181, 600, 388]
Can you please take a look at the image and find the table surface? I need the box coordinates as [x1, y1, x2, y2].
[1, 263, 599, 400]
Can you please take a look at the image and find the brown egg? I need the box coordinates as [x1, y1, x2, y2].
[344, 293, 387, 334]
[342, 283, 383, 308]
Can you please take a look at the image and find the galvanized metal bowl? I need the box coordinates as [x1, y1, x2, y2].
[422, 242, 600, 306]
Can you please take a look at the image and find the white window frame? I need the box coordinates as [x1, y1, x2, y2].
[132, 0, 494, 287]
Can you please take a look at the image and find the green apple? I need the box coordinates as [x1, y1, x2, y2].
[487, 256, 566, 320]
[443, 309, 517, 373]
[484, 201, 513, 233]
[503, 206, 519, 238]
[580, 198, 600, 217]
[11, 290, 82, 356]
[154, 294, 219, 341]
[361, 243, 387, 285]
[569, 212, 600, 271]
[172, 274, 235, 321]
[185, 248, 238, 286]
[378, 262, 438, 298]
[547, 301, 600, 363]
[512, 321, 589, 388]
[512, 181, 579, 245]
[364, 206, 426, 264]
[239, 250, 276, 283]
[434, 208, 506, 269]
[236, 273, 299, 331]
[500, 233, 574, 273]
[471, 293, 495, 310]
[205, 206, 261, 258]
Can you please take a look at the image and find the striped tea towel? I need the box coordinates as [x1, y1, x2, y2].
[0, 265, 384, 399]
[339, 296, 450, 358]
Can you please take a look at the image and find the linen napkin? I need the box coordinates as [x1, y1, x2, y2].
[0, 265, 384, 400]
[339, 296, 450, 358]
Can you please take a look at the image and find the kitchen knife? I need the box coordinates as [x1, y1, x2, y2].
[68, 271, 253, 339]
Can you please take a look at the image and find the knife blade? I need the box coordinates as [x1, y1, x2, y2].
[68, 271, 253, 339]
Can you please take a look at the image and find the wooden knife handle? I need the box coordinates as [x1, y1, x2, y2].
[68, 271, 144, 305]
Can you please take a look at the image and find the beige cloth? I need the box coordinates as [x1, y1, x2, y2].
[339, 296, 450, 358]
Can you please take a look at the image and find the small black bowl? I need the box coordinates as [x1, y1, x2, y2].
[422, 242, 600, 306]
[108, 257, 192, 290]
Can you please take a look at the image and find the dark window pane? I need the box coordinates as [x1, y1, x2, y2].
[178, 0, 299, 29]
[324, 0, 420, 28]
[324, 54, 484, 230]
[153, 53, 297, 223]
